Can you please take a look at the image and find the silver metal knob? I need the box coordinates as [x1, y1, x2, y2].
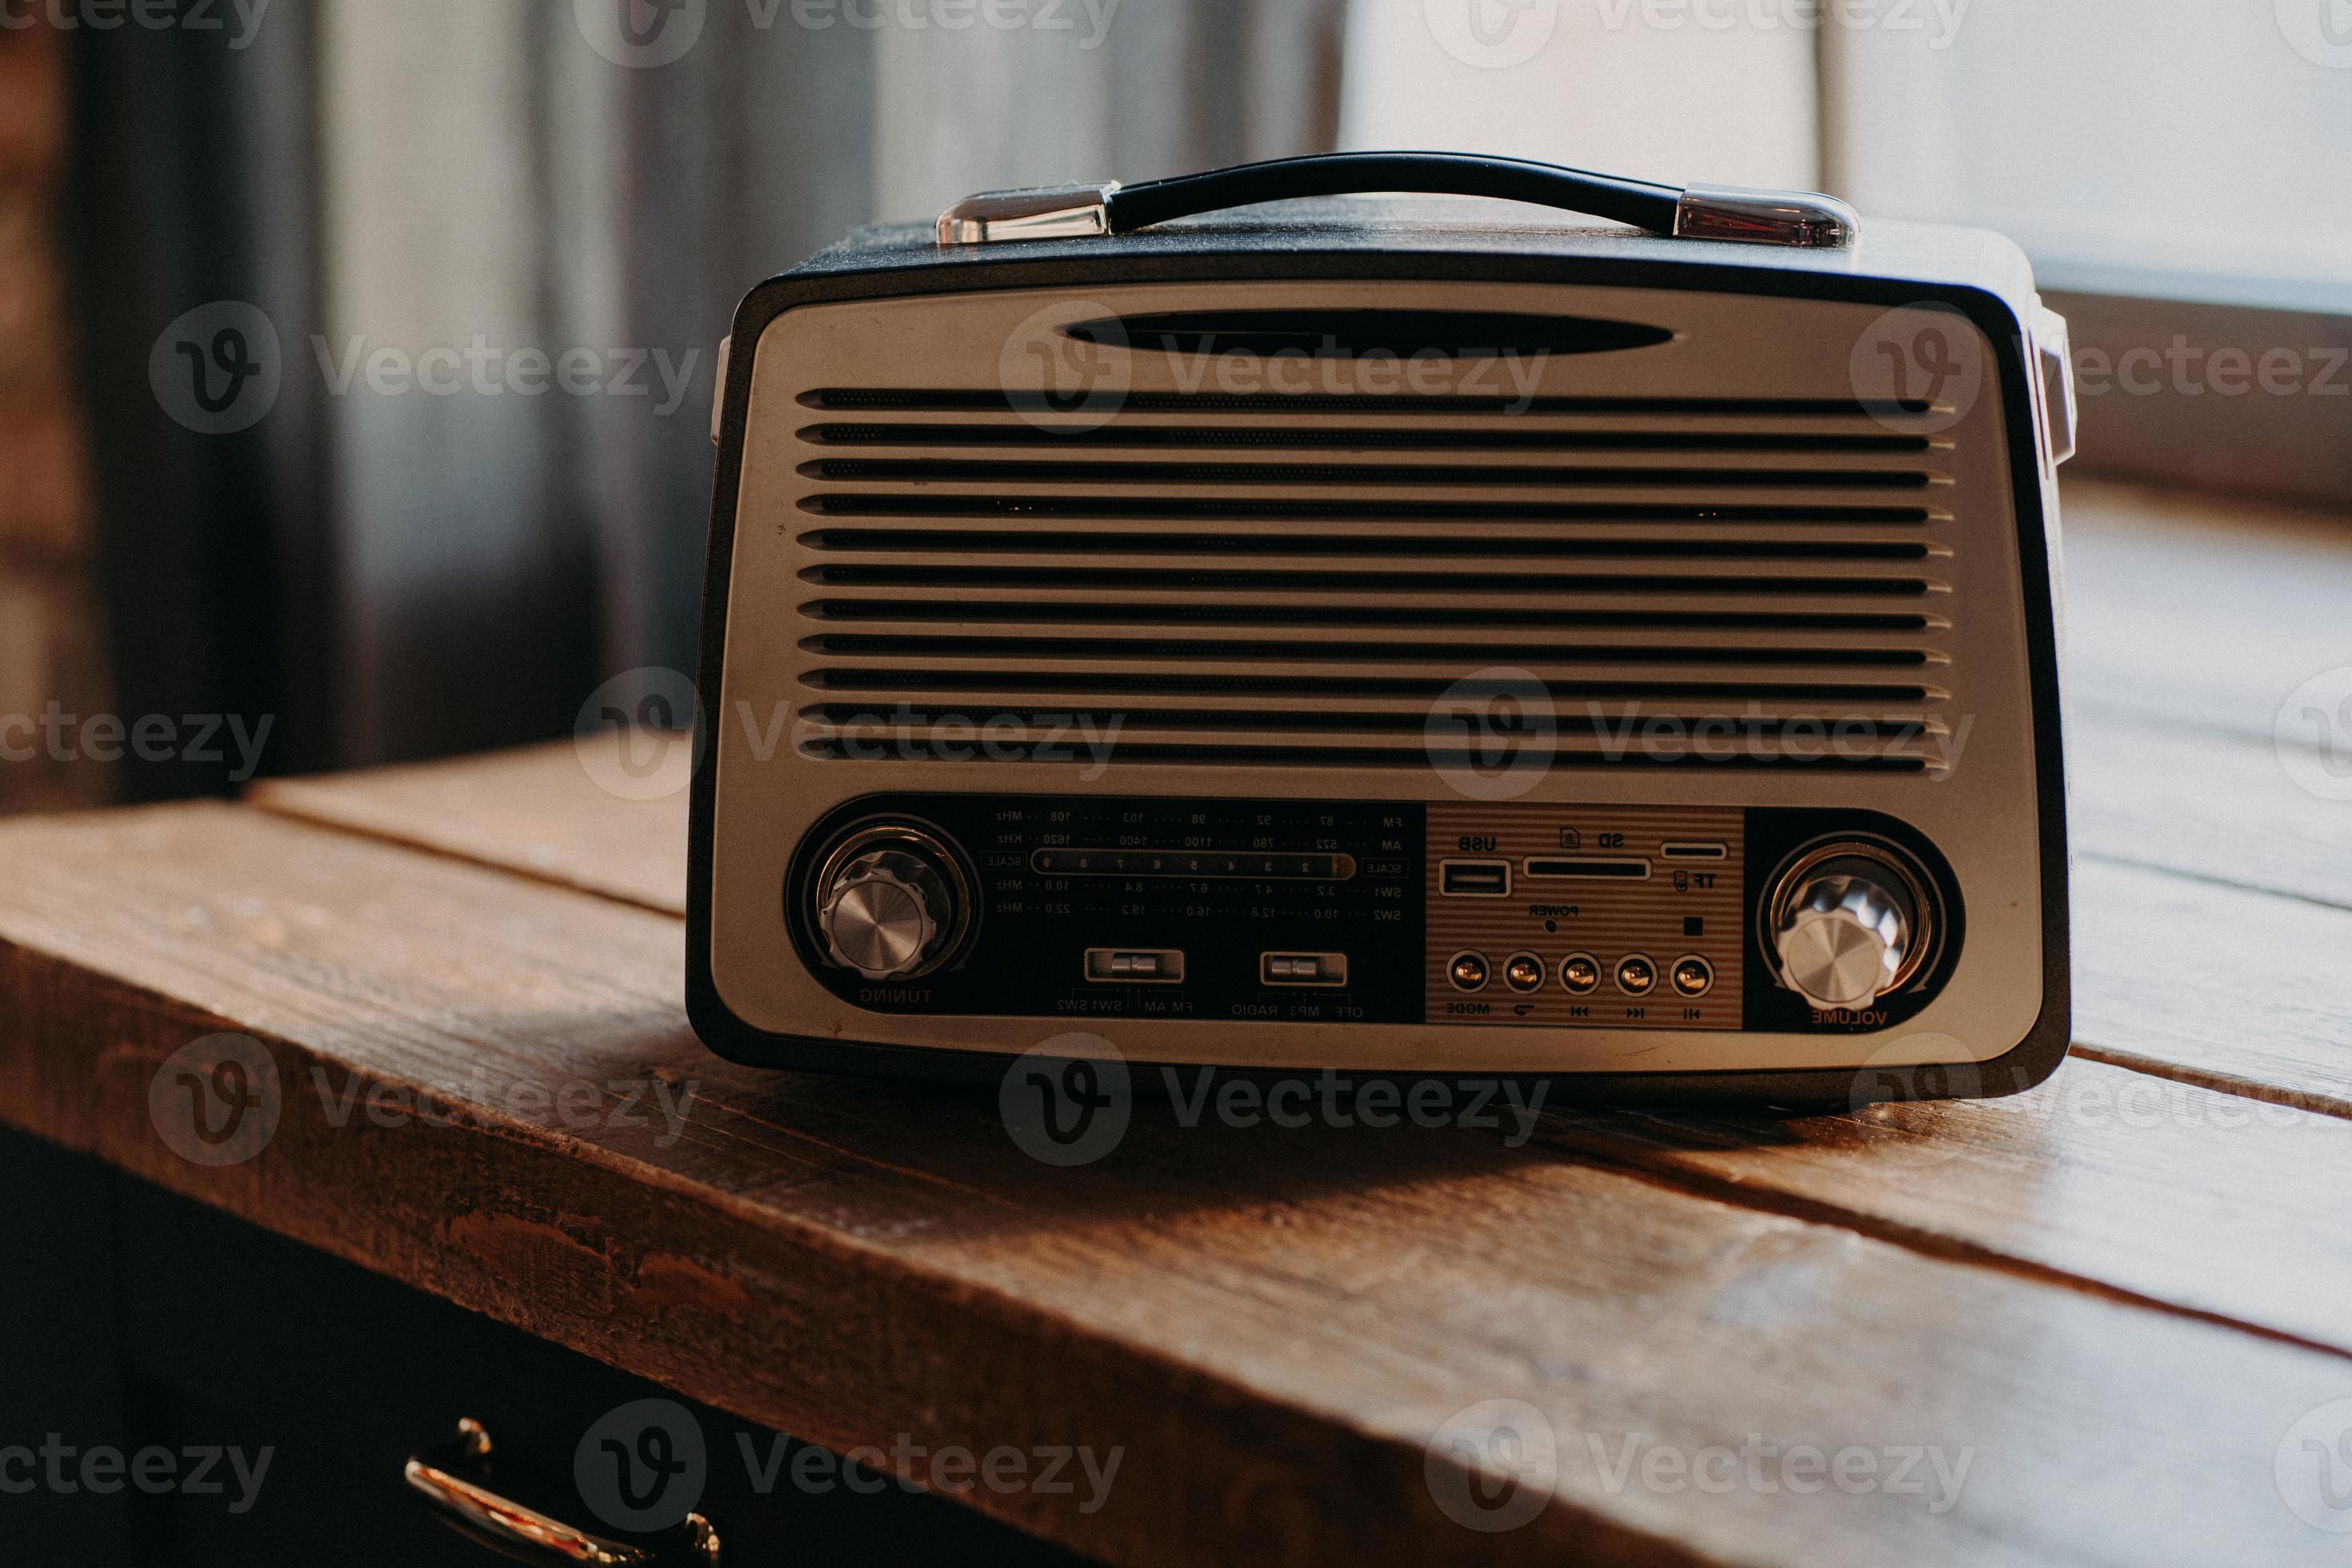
[820, 850, 946, 980]
[1773, 872, 1913, 1010]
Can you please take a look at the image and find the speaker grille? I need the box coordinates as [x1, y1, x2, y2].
[789, 392, 1954, 774]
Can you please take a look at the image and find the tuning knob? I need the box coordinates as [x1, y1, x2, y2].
[1770, 854, 1920, 1011]
[813, 826, 970, 981]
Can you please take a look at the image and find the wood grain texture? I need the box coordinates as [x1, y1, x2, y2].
[252, 736, 2352, 1350]
[3, 802, 2349, 1566]
[2062, 479, 2352, 742]
[250, 738, 692, 914]
[2070, 710, 2352, 913]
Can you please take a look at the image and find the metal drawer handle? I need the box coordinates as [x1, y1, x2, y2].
[404, 1419, 722, 1566]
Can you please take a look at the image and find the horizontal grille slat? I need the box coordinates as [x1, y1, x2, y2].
[803, 388, 1935, 418]
[803, 458, 1935, 490]
[803, 494, 1934, 524]
[793, 736, 1930, 773]
[801, 529, 1929, 562]
[802, 599, 1934, 633]
[801, 566, 1930, 598]
[804, 634, 1929, 668]
[805, 669, 1934, 702]
[802, 705, 1930, 742]
[802, 422, 1934, 455]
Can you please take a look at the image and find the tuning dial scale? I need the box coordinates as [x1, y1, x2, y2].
[1762, 839, 1941, 1014]
[808, 822, 975, 982]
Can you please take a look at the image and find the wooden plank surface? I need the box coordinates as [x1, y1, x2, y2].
[250, 738, 691, 915]
[0, 802, 2346, 1566]
[8, 474, 2352, 1564]
[248, 731, 2352, 1348]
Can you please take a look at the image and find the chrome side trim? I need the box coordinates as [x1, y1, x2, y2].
[936, 182, 1121, 246]
[1674, 185, 1861, 248]
[2034, 305, 2078, 467]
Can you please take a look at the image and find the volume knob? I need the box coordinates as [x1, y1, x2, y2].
[1773, 869, 1914, 1011]
[812, 826, 970, 982]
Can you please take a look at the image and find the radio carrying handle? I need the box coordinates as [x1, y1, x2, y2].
[938, 152, 1859, 250]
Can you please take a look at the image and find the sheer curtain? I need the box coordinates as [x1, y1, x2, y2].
[306, 0, 1346, 764]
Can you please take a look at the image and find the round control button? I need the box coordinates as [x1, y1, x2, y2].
[1770, 855, 1918, 1010]
[1670, 957, 1714, 998]
[1615, 955, 1658, 997]
[1449, 952, 1490, 992]
[1559, 953, 1602, 996]
[808, 822, 974, 982]
[1503, 953, 1545, 994]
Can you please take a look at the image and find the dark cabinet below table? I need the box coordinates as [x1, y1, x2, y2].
[0, 1128, 1093, 1567]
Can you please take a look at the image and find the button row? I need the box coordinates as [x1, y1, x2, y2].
[1448, 951, 1714, 998]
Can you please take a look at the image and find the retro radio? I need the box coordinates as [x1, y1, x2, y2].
[689, 153, 2076, 1102]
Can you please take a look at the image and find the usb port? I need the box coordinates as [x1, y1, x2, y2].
[1262, 953, 1349, 988]
[1083, 949, 1186, 984]
[1440, 859, 1512, 897]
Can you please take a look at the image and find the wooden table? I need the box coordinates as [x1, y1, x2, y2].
[4, 477, 2350, 1565]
